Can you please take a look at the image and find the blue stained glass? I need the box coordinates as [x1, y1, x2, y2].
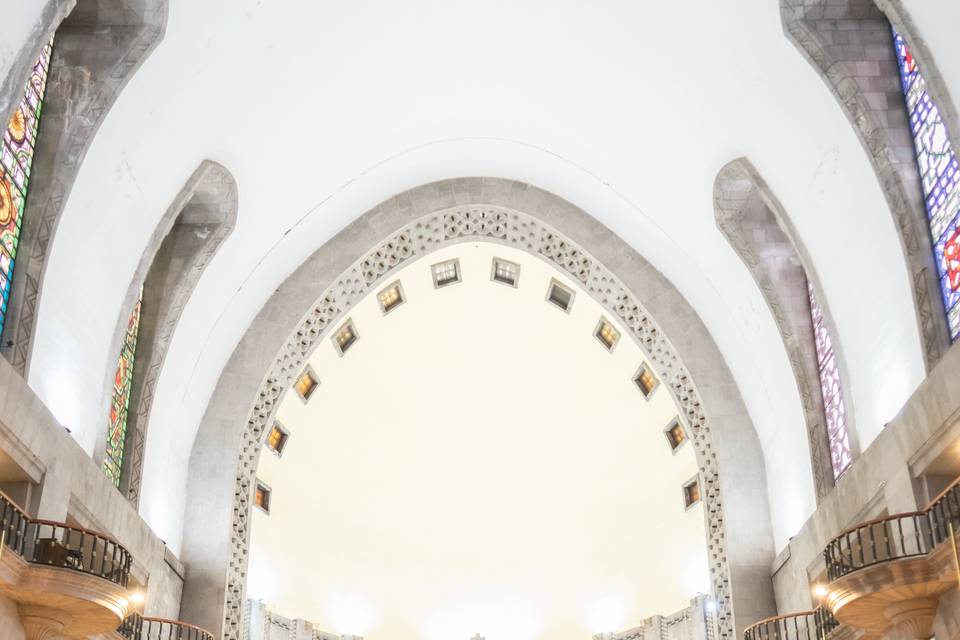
[893, 28, 960, 340]
[0, 39, 52, 338]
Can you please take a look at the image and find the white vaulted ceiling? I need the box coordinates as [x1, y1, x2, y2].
[248, 243, 709, 640]
[16, 0, 958, 555]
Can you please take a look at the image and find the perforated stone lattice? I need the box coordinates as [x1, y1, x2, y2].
[226, 205, 731, 640]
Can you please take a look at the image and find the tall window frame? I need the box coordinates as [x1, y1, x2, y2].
[0, 39, 53, 338]
[104, 293, 142, 486]
[808, 283, 851, 478]
[892, 28, 960, 340]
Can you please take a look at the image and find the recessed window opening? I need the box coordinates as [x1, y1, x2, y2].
[431, 259, 461, 288]
[333, 319, 359, 355]
[254, 481, 272, 514]
[378, 281, 405, 314]
[683, 476, 701, 509]
[294, 367, 318, 402]
[265, 422, 289, 456]
[633, 363, 659, 398]
[546, 279, 574, 312]
[491, 258, 520, 287]
[664, 419, 686, 452]
[594, 317, 620, 351]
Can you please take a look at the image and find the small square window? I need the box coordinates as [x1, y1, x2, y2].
[294, 367, 319, 402]
[265, 421, 289, 456]
[546, 279, 575, 312]
[332, 319, 359, 355]
[664, 419, 686, 453]
[254, 481, 272, 514]
[594, 317, 620, 352]
[683, 476, 701, 509]
[431, 259, 461, 288]
[378, 281, 405, 314]
[633, 363, 659, 399]
[491, 258, 520, 287]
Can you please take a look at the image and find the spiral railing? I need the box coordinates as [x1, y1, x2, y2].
[118, 613, 215, 640]
[824, 476, 960, 581]
[0, 490, 132, 586]
[744, 608, 839, 640]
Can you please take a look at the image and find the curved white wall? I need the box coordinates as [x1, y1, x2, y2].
[22, 0, 956, 553]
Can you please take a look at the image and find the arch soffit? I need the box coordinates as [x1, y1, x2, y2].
[779, 0, 957, 370]
[179, 178, 777, 640]
[91, 160, 239, 494]
[714, 157, 861, 502]
[3, 0, 169, 375]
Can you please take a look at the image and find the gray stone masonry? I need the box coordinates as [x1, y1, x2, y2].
[0, 354, 183, 619]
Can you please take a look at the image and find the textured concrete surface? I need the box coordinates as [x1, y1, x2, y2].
[770, 340, 960, 616]
[1, 0, 168, 381]
[181, 178, 777, 639]
[0, 355, 182, 620]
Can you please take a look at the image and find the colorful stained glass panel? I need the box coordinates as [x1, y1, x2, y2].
[893, 28, 960, 340]
[103, 297, 142, 487]
[809, 283, 852, 479]
[0, 38, 52, 338]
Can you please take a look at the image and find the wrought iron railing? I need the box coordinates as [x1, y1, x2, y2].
[118, 613, 215, 640]
[0, 490, 29, 553]
[824, 476, 960, 581]
[744, 608, 839, 640]
[0, 490, 132, 587]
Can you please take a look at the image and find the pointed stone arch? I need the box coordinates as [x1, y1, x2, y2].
[179, 178, 777, 640]
[715, 157, 860, 503]
[95, 160, 238, 504]
[779, 0, 960, 370]
[0, 0, 169, 374]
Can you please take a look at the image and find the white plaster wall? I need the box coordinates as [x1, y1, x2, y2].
[0, 2, 46, 101]
[25, 0, 946, 552]
[902, 0, 960, 114]
[249, 243, 709, 640]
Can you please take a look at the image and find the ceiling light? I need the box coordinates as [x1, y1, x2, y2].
[431, 259, 461, 288]
[333, 320, 359, 355]
[129, 590, 145, 605]
[294, 368, 319, 402]
[546, 279, 574, 312]
[812, 584, 828, 598]
[664, 419, 687, 452]
[265, 421, 289, 456]
[491, 258, 520, 287]
[633, 364, 659, 399]
[378, 281, 405, 314]
[594, 318, 620, 351]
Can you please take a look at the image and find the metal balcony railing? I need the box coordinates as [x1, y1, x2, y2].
[824, 476, 960, 581]
[118, 613, 215, 640]
[0, 490, 132, 587]
[744, 608, 839, 640]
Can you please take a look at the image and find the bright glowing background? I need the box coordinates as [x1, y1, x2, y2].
[248, 243, 710, 640]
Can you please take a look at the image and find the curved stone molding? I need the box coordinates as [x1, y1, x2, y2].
[1, 0, 169, 375]
[92, 160, 238, 505]
[180, 179, 776, 640]
[779, 0, 952, 371]
[714, 158, 859, 501]
[0, 1, 75, 129]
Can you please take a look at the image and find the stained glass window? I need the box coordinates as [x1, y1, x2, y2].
[104, 296, 142, 487]
[893, 29, 960, 340]
[809, 283, 852, 478]
[0, 39, 53, 337]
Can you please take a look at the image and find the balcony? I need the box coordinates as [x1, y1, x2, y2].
[818, 477, 960, 639]
[743, 608, 843, 640]
[0, 490, 136, 638]
[116, 612, 216, 640]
